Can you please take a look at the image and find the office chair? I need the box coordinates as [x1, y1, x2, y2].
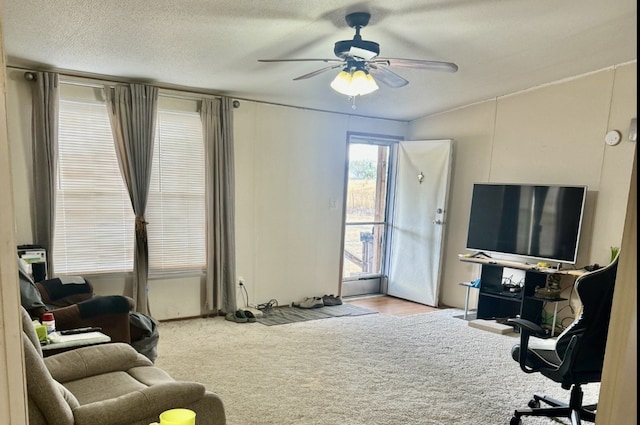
[507, 254, 619, 425]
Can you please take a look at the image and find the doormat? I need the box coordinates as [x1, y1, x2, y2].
[257, 303, 377, 326]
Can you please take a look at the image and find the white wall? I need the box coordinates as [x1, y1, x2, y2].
[6, 62, 635, 320]
[233, 102, 408, 309]
[6, 70, 408, 320]
[409, 62, 637, 312]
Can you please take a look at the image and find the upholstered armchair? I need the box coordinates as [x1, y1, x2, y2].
[19, 259, 134, 344]
[21, 306, 226, 425]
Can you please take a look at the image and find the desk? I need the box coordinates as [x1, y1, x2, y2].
[458, 256, 586, 277]
[459, 256, 581, 329]
[41, 332, 111, 356]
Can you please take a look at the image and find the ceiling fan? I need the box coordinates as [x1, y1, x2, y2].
[258, 12, 458, 97]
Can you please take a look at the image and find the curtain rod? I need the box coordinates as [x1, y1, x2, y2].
[9, 65, 407, 122]
[14, 65, 219, 96]
[13, 65, 241, 107]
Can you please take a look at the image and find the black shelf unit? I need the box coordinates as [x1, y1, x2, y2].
[476, 263, 547, 324]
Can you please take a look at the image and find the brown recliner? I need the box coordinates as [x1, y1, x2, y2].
[44, 294, 135, 345]
[20, 265, 135, 345]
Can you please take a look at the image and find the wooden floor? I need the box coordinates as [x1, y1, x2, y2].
[345, 295, 441, 317]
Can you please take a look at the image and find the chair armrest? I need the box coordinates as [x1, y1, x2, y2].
[72, 382, 206, 425]
[45, 343, 152, 383]
[507, 318, 551, 374]
[506, 318, 548, 338]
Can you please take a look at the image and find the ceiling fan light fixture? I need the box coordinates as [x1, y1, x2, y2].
[362, 71, 379, 94]
[351, 69, 376, 95]
[260, 11, 459, 99]
[330, 68, 379, 97]
[330, 69, 353, 95]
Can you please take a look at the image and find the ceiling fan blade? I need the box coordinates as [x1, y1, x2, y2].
[367, 64, 409, 88]
[293, 63, 345, 80]
[373, 58, 458, 73]
[258, 58, 343, 63]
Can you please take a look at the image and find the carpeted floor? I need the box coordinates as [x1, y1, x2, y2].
[154, 307, 598, 425]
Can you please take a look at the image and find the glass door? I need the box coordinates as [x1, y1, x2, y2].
[341, 135, 397, 297]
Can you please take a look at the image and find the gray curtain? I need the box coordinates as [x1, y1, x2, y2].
[105, 84, 158, 316]
[30, 72, 59, 278]
[200, 97, 237, 314]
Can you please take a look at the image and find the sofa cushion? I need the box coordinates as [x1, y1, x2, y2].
[46, 343, 152, 383]
[64, 371, 147, 405]
[54, 381, 80, 408]
[36, 277, 93, 306]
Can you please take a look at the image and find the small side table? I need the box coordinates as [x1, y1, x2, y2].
[459, 282, 479, 320]
[41, 331, 111, 357]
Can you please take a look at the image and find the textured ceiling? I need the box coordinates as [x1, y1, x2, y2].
[2, 0, 637, 121]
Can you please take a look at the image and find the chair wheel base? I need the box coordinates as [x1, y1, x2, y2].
[528, 399, 540, 408]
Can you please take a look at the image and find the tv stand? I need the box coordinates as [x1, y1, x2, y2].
[459, 257, 583, 330]
[459, 257, 584, 276]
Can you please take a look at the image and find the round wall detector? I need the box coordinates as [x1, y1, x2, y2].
[604, 130, 622, 146]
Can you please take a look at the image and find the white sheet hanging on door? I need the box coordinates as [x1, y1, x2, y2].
[386, 139, 452, 306]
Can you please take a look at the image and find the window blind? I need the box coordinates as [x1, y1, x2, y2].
[55, 97, 135, 274]
[147, 108, 206, 274]
[54, 85, 205, 276]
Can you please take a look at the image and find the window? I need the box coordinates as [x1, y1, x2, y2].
[55, 86, 134, 274]
[53, 83, 205, 276]
[147, 98, 206, 273]
[342, 141, 391, 280]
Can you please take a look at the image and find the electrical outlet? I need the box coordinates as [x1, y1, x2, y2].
[238, 277, 245, 287]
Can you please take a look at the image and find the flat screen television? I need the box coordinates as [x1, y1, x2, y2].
[465, 183, 587, 264]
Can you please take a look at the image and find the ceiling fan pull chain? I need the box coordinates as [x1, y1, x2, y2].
[351, 96, 357, 110]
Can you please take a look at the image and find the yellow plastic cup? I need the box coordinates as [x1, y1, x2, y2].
[159, 408, 196, 425]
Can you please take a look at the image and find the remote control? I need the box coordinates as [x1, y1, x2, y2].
[59, 327, 102, 335]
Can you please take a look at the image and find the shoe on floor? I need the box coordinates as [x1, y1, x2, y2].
[322, 294, 343, 306]
[293, 297, 325, 309]
[243, 310, 257, 322]
[225, 310, 248, 323]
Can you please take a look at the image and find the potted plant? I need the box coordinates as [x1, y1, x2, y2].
[610, 246, 620, 263]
